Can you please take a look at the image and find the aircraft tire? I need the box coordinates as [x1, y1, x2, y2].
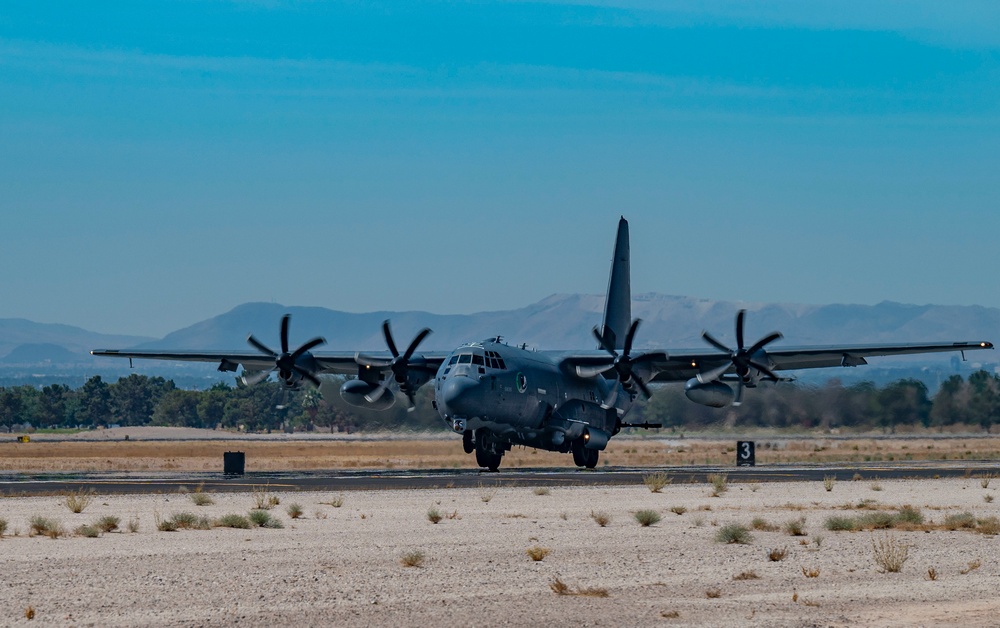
[571, 440, 587, 467]
[584, 449, 599, 469]
[463, 430, 474, 454]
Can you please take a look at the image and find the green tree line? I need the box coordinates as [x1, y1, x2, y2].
[0, 371, 997, 434]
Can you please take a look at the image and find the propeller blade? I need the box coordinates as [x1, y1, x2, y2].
[355, 353, 393, 368]
[592, 326, 617, 356]
[733, 381, 744, 406]
[701, 331, 732, 355]
[748, 360, 780, 382]
[401, 328, 432, 362]
[735, 310, 746, 350]
[276, 387, 290, 410]
[602, 379, 620, 409]
[382, 320, 399, 358]
[634, 376, 652, 400]
[247, 334, 277, 358]
[290, 336, 326, 361]
[697, 362, 732, 384]
[280, 314, 291, 354]
[575, 362, 614, 378]
[241, 368, 274, 386]
[293, 366, 322, 387]
[623, 318, 641, 356]
[365, 382, 388, 403]
[746, 332, 783, 356]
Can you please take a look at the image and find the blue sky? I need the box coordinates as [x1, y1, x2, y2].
[2, 1, 999, 337]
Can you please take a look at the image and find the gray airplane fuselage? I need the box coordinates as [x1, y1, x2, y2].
[433, 339, 631, 454]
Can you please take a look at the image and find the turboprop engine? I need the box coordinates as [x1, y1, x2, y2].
[684, 378, 734, 408]
[340, 379, 396, 411]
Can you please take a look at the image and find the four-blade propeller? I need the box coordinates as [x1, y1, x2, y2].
[355, 320, 432, 406]
[576, 318, 660, 400]
[244, 314, 326, 388]
[697, 310, 782, 405]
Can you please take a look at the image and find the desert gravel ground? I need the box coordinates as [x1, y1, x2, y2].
[1, 477, 998, 627]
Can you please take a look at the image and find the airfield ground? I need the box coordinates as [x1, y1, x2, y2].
[2, 427, 1000, 472]
[1, 475, 998, 626]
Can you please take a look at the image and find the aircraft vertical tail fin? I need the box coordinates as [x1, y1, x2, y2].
[600, 216, 631, 350]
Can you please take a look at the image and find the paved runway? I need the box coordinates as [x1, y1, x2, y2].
[3, 461, 999, 496]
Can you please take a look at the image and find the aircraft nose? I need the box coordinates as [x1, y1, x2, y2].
[440, 376, 480, 416]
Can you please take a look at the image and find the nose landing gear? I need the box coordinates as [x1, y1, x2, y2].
[473, 428, 504, 472]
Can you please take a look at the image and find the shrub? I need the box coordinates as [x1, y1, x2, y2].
[751, 517, 778, 532]
[784, 518, 807, 537]
[249, 509, 283, 528]
[526, 545, 551, 561]
[733, 571, 759, 581]
[591, 511, 611, 527]
[252, 484, 279, 510]
[977, 516, 1000, 535]
[127, 516, 140, 533]
[801, 566, 820, 578]
[768, 547, 788, 561]
[670, 506, 688, 516]
[871, 533, 909, 573]
[29, 516, 57, 536]
[171, 512, 210, 530]
[533, 487, 551, 496]
[190, 492, 214, 507]
[634, 510, 661, 527]
[981, 474, 993, 489]
[427, 508, 443, 524]
[157, 517, 179, 532]
[825, 516, 857, 532]
[550, 577, 570, 595]
[0, 518, 7, 538]
[287, 503, 304, 519]
[823, 475, 835, 492]
[705, 588, 722, 598]
[95, 515, 120, 533]
[960, 559, 981, 574]
[65, 489, 94, 514]
[896, 506, 924, 526]
[857, 512, 896, 530]
[75, 524, 100, 538]
[708, 474, 728, 496]
[325, 495, 345, 508]
[401, 550, 425, 568]
[944, 512, 977, 530]
[643, 472, 671, 493]
[215, 514, 252, 529]
[716, 524, 752, 544]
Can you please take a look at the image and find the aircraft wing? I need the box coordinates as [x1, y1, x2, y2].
[644, 340, 993, 383]
[90, 349, 449, 376]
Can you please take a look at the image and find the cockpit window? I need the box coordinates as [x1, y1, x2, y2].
[484, 350, 506, 370]
[458, 353, 473, 364]
[472, 354, 484, 366]
[448, 355, 459, 365]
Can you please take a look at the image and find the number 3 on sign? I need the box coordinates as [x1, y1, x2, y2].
[736, 441, 755, 467]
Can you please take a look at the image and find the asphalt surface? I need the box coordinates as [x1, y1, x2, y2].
[3, 461, 1000, 496]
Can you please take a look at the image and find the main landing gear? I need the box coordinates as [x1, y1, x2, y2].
[572, 439, 599, 469]
[473, 428, 504, 472]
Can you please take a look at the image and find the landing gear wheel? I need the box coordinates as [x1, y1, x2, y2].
[572, 440, 587, 467]
[462, 430, 474, 454]
[584, 448, 599, 469]
[475, 428, 504, 472]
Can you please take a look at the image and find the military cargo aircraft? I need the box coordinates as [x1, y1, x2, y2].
[93, 218, 993, 470]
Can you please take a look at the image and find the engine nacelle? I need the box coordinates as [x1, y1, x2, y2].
[684, 378, 734, 408]
[340, 379, 396, 411]
[582, 427, 610, 450]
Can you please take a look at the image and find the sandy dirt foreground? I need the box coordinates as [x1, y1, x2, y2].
[1, 478, 998, 627]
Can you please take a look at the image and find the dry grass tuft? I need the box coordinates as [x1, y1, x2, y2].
[95, 515, 120, 533]
[478, 483, 498, 503]
[215, 514, 252, 529]
[801, 566, 820, 578]
[25, 606, 35, 620]
[286, 503, 304, 519]
[643, 471, 671, 493]
[708, 473, 728, 496]
[251, 484, 279, 510]
[29, 516, 63, 538]
[64, 489, 94, 513]
[784, 517, 807, 537]
[591, 510, 611, 527]
[322, 495, 344, 508]
[526, 545, 551, 561]
[190, 492, 214, 507]
[751, 517, 778, 532]
[549, 577, 609, 597]
[427, 508, 443, 524]
[926, 567, 938, 581]
[634, 509, 661, 527]
[400, 550, 425, 568]
[871, 532, 909, 573]
[660, 610, 680, 619]
[959, 559, 981, 575]
[981, 474, 993, 489]
[705, 588, 722, 599]
[715, 524, 752, 544]
[768, 547, 788, 562]
[733, 571, 759, 581]
[670, 506, 687, 516]
[533, 487, 551, 496]
[0, 518, 7, 538]
[823, 475, 835, 492]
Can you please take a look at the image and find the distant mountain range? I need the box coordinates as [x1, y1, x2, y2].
[2, 294, 998, 369]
